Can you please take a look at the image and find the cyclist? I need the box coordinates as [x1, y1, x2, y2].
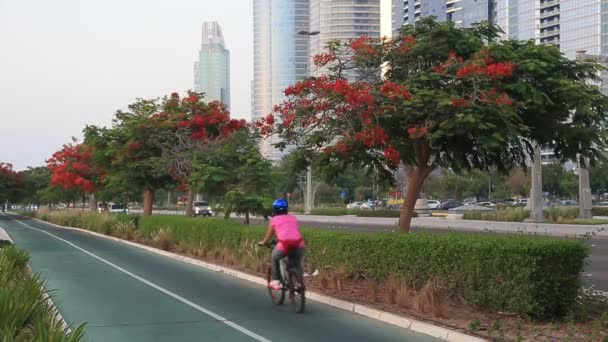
[259, 198, 305, 290]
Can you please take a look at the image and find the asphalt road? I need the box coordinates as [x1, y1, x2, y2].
[0, 213, 438, 342]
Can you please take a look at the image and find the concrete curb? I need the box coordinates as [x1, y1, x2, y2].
[0, 221, 71, 333]
[21, 215, 485, 342]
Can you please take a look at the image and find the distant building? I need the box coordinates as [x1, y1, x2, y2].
[194, 21, 230, 108]
[253, 0, 310, 162]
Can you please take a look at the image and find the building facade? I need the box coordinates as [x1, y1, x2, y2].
[194, 21, 230, 108]
[253, 0, 310, 162]
[309, 0, 382, 80]
[391, 0, 494, 35]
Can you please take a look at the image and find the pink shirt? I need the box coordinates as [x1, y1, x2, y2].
[270, 214, 305, 252]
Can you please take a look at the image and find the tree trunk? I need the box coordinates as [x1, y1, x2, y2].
[245, 211, 250, 225]
[81, 195, 86, 211]
[398, 167, 430, 232]
[398, 141, 434, 233]
[143, 189, 154, 216]
[185, 189, 194, 217]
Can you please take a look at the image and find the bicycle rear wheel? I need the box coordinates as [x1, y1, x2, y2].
[289, 270, 305, 313]
[267, 265, 285, 305]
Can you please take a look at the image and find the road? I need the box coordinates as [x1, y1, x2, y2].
[0, 213, 438, 342]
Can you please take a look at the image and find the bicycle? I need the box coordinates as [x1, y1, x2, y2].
[259, 240, 306, 313]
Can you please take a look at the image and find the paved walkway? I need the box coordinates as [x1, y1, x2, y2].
[0, 213, 438, 342]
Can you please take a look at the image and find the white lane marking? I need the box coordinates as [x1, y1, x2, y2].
[11, 217, 271, 342]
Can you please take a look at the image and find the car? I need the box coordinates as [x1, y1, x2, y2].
[359, 202, 373, 210]
[596, 201, 608, 207]
[427, 200, 440, 210]
[440, 200, 463, 210]
[477, 201, 496, 207]
[346, 202, 363, 209]
[560, 200, 578, 206]
[193, 201, 213, 217]
[98, 203, 129, 214]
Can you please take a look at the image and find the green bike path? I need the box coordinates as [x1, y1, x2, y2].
[0, 214, 439, 342]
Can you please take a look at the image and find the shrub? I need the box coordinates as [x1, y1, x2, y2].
[33, 212, 588, 319]
[0, 245, 85, 341]
[592, 207, 608, 216]
[310, 207, 352, 216]
[545, 207, 579, 223]
[464, 207, 529, 222]
[356, 209, 418, 218]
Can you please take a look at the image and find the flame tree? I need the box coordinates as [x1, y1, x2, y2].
[260, 18, 608, 232]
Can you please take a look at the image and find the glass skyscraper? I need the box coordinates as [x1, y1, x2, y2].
[309, 0, 381, 80]
[194, 21, 230, 108]
[253, 0, 309, 162]
[392, 0, 494, 35]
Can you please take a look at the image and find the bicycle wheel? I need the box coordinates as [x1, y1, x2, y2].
[289, 270, 305, 313]
[267, 265, 285, 305]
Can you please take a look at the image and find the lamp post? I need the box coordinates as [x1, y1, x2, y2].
[297, 30, 320, 214]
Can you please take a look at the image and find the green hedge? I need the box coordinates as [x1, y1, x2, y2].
[35, 212, 588, 319]
[310, 208, 414, 218]
[356, 209, 404, 218]
[592, 207, 608, 216]
[310, 208, 352, 216]
[0, 244, 85, 341]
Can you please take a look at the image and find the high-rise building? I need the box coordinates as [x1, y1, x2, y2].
[309, 0, 381, 80]
[391, 0, 494, 35]
[253, 0, 310, 162]
[194, 21, 230, 108]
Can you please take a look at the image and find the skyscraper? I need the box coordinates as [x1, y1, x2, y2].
[309, 0, 382, 80]
[391, 0, 494, 34]
[253, 0, 309, 162]
[194, 21, 230, 108]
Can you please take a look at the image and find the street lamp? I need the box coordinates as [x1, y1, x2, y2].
[297, 29, 320, 214]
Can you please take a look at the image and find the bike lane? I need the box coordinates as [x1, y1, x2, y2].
[0, 214, 439, 342]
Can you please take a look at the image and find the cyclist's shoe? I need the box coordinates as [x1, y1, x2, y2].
[268, 280, 282, 290]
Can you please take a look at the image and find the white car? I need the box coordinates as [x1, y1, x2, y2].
[346, 202, 363, 209]
[99, 203, 129, 214]
[427, 200, 440, 210]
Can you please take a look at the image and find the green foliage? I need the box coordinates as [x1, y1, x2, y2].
[37, 211, 588, 319]
[545, 207, 579, 223]
[355, 209, 404, 218]
[592, 207, 608, 216]
[310, 208, 351, 216]
[0, 244, 85, 341]
[464, 207, 529, 222]
[543, 164, 579, 199]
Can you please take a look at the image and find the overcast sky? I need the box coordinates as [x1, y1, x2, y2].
[0, 0, 253, 170]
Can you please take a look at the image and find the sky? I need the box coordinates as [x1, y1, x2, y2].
[0, 0, 253, 170]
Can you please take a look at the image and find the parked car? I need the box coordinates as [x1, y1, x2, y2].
[359, 202, 372, 210]
[346, 202, 363, 209]
[477, 201, 496, 208]
[440, 200, 463, 210]
[427, 200, 440, 210]
[98, 203, 128, 214]
[560, 200, 578, 206]
[596, 201, 608, 207]
[193, 201, 213, 217]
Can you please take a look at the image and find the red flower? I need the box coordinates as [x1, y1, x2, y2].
[380, 81, 411, 100]
[407, 126, 428, 139]
[384, 146, 401, 166]
[485, 62, 515, 79]
[313, 53, 336, 67]
[451, 98, 470, 108]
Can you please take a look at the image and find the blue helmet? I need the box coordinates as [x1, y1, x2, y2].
[272, 198, 289, 215]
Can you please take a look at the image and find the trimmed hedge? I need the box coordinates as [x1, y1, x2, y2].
[356, 209, 401, 218]
[592, 206, 608, 216]
[35, 212, 588, 319]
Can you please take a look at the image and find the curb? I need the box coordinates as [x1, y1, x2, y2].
[0, 222, 71, 333]
[22, 215, 485, 342]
